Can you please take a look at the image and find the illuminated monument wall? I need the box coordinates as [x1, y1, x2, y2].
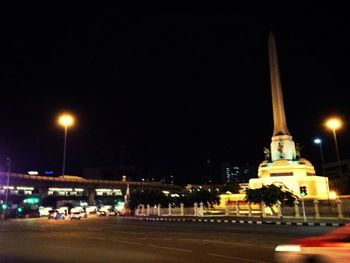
[249, 33, 330, 199]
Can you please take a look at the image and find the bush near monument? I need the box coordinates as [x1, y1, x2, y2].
[245, 184, 298, 208]
[129, 189, 168, 210]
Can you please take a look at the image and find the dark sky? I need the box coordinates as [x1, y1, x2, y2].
[1, 6, 350, 184]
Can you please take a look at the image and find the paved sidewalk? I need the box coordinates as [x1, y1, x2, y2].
[122, 215, 350, 227]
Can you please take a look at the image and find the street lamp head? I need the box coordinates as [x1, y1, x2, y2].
[314, 138, 322, 144]
[325, 117, 343, 177]
[58, 113, 75, 128]
[325, 117, 342, 131]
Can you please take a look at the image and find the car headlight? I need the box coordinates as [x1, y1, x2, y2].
[275, 245, 301, 252]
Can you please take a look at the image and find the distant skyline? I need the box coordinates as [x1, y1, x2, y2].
[1, 6, 350, 184]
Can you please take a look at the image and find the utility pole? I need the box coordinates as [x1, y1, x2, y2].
[301, 196, 306, 222]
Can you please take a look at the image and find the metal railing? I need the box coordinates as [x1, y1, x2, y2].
[134, 199, 350, 221]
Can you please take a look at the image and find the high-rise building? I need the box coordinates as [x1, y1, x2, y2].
[221, 162, 257, 184]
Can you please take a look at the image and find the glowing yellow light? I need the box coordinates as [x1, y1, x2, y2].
[58, 114, 75, 127]
[329, 191, 337, 199]
[275, 245, 301, 252]
[325, 118, 342, 130]
[48, 187, 73, 192]
[95, 188, 112, 192]
[16, 187, 34, 190]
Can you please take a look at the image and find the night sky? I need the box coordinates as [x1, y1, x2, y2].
[1, 6, 349, 184]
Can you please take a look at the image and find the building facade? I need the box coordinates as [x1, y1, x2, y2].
[221, 162, 257, 184]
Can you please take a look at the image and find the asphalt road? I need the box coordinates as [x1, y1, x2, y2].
[0, 216, 337, 263]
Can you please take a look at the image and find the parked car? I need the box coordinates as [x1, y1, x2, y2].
[56, 207, 69, 215]
[85, 206, 97, 214]
[70, 212, 82, 220]
[107, 209, 118, 216]
[15, 209, 40, 219]
[48, 210, 65, 220]
[39, 207, 53, 217]
[96, 210, 106, 216]
[24, 210, 41, 218]
[275, 224, 350, 263]
[70, 207, 87, 218]
[118, 210, 131, 216]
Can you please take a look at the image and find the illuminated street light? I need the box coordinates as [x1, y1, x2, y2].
[314, 138, 330, 211]
[313, 138, 325, 170]
[325, 117, 343, 177]
[329, 191, 337, 200]
[58, 113, 75, 176]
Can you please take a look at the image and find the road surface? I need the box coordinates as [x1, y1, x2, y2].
[0, 216, 336, 262]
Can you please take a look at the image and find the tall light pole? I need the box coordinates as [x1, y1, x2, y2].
[325, 117, 343, 178]
[58, 113, 75, 176]
[314, 138, 330, 212]
[313, 138, 325, 174]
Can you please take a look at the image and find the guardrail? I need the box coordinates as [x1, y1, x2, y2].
[134, 199, 350, 221]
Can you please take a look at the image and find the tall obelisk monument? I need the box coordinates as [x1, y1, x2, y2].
[249, 33, 328, 199]
[268, 33, 296, 161]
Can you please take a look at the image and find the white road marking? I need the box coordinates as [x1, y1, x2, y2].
[147, 244, 192, 253]
[116, 240, 143, 246]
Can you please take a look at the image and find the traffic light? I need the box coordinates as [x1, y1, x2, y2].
[17, 207, 23, 213]
[300, 186, 308, 196]
[1, 203, 8, 210]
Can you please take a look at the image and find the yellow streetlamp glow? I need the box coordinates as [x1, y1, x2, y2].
[58, 114, 75, 127]
[57, 113, 75, 176]
[329, 191, 337, 200]
[325, 118, 342, 130]
[325, 116, 343, 178]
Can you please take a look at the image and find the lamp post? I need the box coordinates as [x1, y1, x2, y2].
[325, 118, 343, 178]
[58, 113, 75, 176]
[313, 138, 325, 174]
[314, 138, 331, 213]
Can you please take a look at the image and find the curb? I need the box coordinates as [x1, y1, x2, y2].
[122, 216, 347, 227]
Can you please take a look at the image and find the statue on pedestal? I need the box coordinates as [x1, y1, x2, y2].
[263, 147, 270, 160]
[295, 143, 302, 159]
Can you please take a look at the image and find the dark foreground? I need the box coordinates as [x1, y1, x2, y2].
[0, 216, 336, 263]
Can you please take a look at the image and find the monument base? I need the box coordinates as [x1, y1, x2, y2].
[249, 158, 330, 199]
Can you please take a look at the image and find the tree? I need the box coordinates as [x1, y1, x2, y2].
[129, 188, 168, 210]
[219, 181, 241, 194]
[129, 187, 221, 210]
[186, 189, 220, 208]
[245, 184, 298, 208]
